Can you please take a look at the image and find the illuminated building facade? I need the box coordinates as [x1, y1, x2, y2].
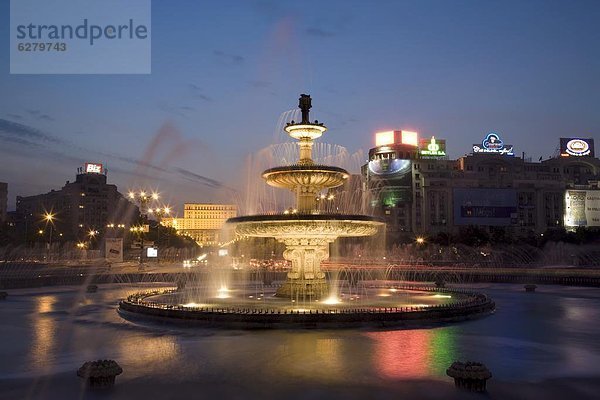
[363, 132, 600, 241]
[15, 164, 138, 240]
[163, 203, 237, 246]
[362, 131, 420, 238]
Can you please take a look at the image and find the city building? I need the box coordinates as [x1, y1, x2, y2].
[15, 163, 138, 241]
[0, 182, 7, 224]
[363, 133, 600, 242]
[163, 203, 237, 247]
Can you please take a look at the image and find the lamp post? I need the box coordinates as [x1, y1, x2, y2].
[148, 206, 171, 250]
[128, 190, 160, 218]
[43, 212, 55, 247]
[88, 229, 98, 246]
[42, 212, 55, 260]
[130, 226, 147, 265]
[127, 190, 160, 265]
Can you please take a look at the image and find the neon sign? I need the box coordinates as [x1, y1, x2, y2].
[560, 138, 594, 157]
[85, 163, 103, 174]
[419, 136, 446, 157]
[472, 133, 514, 156]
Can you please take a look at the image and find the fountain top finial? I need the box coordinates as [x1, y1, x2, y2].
[299, 94, 311, 124]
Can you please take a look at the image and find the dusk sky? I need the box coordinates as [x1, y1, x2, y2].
[1, 0, 599, 212]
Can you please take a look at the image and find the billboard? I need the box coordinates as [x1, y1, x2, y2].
[560, 138, 595, 157]
[105, 238, 123, 263]
[453, 188, 517, 226]
[366, 158, 412, 207]
[565, 190, 600, 227]
[146, 247, 158, 258]
[375, 130, 419, 147]
[419, 136, 446, 158]
[85, 163, 103, 174]
[472, 133, 514, 156]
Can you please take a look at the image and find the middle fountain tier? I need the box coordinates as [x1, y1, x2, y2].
[227, 94, 384, 299]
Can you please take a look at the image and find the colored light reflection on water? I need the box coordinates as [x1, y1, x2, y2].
[366, 327, 456, 379]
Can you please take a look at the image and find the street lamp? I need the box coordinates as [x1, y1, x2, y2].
[416, 236, 425, 245]
[130, 225, 148, 264]
[128, 189, 161, 218]
[43, 212, 55, 250]
[148, 205, 171, 259]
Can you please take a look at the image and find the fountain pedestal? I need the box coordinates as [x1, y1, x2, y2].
[276, 239, 330, 299]
[228, 216, 382, 300]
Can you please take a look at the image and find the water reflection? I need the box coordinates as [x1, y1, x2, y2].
[30, 296, 58, 371]
[116, 335, 180, 378]
[366, 328, 456, 379]
[266, 335, 346, 382]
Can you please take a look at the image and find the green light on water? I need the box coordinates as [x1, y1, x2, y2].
[427, 327, 457, 376]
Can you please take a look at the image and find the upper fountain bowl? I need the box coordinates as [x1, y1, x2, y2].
[285, 123, 327, 141]
[262, 164, 349, 190]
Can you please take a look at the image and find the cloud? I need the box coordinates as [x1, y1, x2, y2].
[0, 119, 227, 191]
[24, 108, 55, 121]
[305, 27, 335, 37]
[173, 167, 223, 188]
[249, 80, 272, 88]
[158, 103, 191, 118]
[213, 50, 244, 65]
[188, 84, 212, 102]
[0, 118, 63, 145]
[6, 113, 23, 120]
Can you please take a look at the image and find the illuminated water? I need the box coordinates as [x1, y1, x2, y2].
[1, 283, 599, 399]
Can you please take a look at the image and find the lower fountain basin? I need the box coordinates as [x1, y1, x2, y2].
[118, 284, 495, 329]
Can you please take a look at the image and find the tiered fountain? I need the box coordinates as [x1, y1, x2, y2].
[227, 94, 383, 300]
[118, 95, 495, 328]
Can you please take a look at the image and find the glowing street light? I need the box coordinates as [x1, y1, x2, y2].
[43, 212, 55, 223]
[42, 212, 56, 248]
[416, 237, 425, 245]
[128, 189, 161, 217]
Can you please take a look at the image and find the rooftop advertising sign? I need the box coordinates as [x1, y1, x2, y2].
[560, 138, 594, 157]
[85, 163, 103, 174]
[472, 133, 514, 156]
[419, 137, 446, 158]
[375, 130, 419, 147]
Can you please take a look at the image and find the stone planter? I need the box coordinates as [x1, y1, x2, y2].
[524, 284, 537, 292]
[77, 360, 123, 388]
[446, 361, 491, 392]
